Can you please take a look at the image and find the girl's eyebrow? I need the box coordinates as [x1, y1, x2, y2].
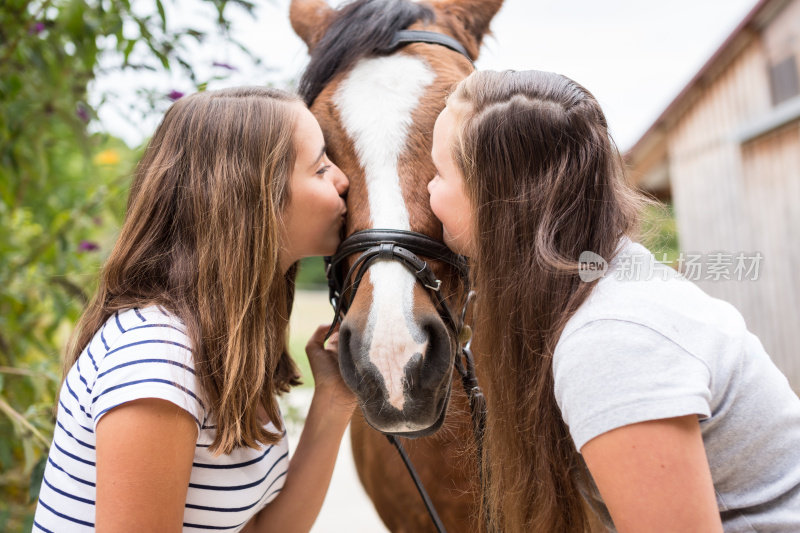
[309, 145, 326, 170]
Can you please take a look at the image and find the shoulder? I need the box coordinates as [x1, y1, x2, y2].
[553, 317, 713, 380]
[94, 306, 194, 382]
[89, 306, 204, 430]
[564, 239, 749, 360]
[101, 306, 191, 358]
[553, 318, 713, 451]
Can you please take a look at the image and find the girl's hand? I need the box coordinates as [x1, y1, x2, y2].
[305, 324, 357, 412]
[246, 324, 358, 533]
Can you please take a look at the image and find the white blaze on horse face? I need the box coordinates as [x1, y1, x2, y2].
[334, 55, 435, 414]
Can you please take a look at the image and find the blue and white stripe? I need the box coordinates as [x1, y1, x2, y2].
[33, 306, 289, 532]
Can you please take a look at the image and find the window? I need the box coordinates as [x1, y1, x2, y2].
[769, 55, 800, 106]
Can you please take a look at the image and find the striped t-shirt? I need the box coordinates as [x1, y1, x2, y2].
[34, 306, 289, 532]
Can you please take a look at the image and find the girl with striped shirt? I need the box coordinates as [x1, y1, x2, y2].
[34, 86, 353, 532]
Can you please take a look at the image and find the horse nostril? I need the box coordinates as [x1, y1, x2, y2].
[414, 316, 453, 391]
[403, 352, 423, 392]
[337, 324, 357, 387]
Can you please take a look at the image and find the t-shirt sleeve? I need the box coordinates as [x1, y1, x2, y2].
[553, 318, 712, 452]
[90, 325, 205, 431]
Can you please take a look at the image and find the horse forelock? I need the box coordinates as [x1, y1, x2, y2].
[298, 0, 434, 107]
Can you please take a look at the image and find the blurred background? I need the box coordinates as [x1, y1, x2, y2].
[3, 0, 798, 529]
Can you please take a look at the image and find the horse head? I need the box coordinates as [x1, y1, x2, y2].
[290, 0, 502, 437]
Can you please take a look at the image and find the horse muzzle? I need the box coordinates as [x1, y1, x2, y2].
[338, 313, 455, 438]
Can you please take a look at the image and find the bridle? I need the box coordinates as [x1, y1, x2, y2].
[324, 229, 468, 338]
[323, 227, 483, 436]
[320, 30, 485, 533]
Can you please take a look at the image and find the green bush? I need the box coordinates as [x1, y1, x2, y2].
[640, 201, 680, 266]
[0, 0, 259, 528]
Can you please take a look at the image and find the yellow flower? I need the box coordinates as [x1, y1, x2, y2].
[93, 149, 120, 166]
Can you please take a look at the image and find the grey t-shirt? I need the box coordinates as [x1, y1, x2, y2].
[553, 237, 800, 532]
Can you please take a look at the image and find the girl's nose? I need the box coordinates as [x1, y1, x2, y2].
[333, 166, 349, 195]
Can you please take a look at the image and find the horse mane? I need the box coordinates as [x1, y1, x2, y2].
[298, 0, 435, 106]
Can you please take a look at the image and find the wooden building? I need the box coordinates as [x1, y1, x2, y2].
[626, 0, 800, 390]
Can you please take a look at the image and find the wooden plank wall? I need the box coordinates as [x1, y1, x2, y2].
[665, 14, 800, 389]
[740, 124, 800, 385]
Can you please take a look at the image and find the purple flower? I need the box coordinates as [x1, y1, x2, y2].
[212, 61, 237, 71]
[76, 104, 89, 122]
[167, 90, 184, 101]
[29, 22, 45, 35]
[78, 240, 99, 252]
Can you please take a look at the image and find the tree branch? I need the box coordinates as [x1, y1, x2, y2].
[0, 397, 50, 448]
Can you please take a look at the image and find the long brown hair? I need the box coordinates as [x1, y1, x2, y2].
[64, 86, 302, 454]
[448, 70, 656, 531]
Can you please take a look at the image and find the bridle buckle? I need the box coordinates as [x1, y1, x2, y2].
[424, 279, 442, 292]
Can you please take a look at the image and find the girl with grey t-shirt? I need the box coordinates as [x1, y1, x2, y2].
[428, 69, 800, 532]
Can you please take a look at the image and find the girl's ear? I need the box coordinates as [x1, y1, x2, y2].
[289, 0, 335, 52]
[431, 0, 504, 50]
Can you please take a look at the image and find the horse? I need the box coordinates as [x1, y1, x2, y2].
[289, 0, 503, 530]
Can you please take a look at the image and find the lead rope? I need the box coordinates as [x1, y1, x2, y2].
[380, 292, 485, 533]
[452, 292, 490, 529]
[385, 434, 448, 533]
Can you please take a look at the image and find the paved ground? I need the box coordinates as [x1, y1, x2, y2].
[283, 389, 389, 532]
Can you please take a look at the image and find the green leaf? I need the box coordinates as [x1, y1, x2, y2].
[0, 509, 10, 533]
[147, 41, 170, 70]
[155, 0, 167, 32]
[123, 39, 136, 63]
[64, 0, 86, 38]
[28, 456, 47, 502]
[0, 425, 13, 468]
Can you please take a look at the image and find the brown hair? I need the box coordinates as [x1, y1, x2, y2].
[447, 70, 657, 531]
[64, 86, 302, 454]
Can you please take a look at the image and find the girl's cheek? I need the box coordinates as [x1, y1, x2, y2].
[433, 192, 443, 213]
[428, 194, 438, 216]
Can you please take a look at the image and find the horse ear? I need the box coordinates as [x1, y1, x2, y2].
[432, 0, 503, 45]
[289, 0, 335, 51]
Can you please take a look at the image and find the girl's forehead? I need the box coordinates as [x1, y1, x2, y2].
[293, 106, 324, 153]
[433, 106, 453, 137]
[433, 107, 459, 153]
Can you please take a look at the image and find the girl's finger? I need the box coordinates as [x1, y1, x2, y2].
[327, 331, 340, 353]
[306, 324, 329, 351]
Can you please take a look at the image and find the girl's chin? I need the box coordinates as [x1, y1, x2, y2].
[442, 231, 460, 253]
[443, 234, 472, 258]
[320, 237, 342, 257]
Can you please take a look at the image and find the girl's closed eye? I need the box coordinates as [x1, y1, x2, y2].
[316, 164, 331, 176]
